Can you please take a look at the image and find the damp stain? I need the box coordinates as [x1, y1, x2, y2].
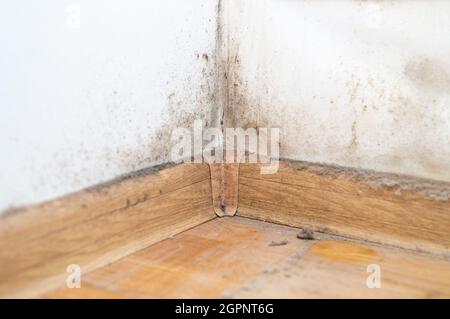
[404, 57, 450, 94]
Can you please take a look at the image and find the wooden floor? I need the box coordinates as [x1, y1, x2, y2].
[42, 217, 450, 299]
[0, 163, 215, 298]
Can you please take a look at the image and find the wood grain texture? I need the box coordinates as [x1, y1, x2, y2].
[42, 217, 316, 298]
[0, 163, 215, 298]
[233, 240, 450, 299]
[238, 161, 450, 257]
[43, 217, 450, 299]
[209, 163, 239, 216]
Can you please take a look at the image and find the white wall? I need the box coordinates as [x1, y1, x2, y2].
[224, 0, 450, 182]
[0, 0, 219, 212]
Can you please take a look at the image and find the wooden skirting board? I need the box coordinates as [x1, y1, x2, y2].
[0, 163, 215, 298]
[209, 163, 239, 216]
[238, 160, 450, 257]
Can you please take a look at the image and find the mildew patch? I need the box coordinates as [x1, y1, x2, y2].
[284, 158, 450, 202]
[220, 0, 450, 183]
[227, 63, 271, 130]
[145, 38, 220, 166]
[0, 0, 223, 213]
[404, 57, 450, 94]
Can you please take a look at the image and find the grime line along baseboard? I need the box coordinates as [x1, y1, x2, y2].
[237, 160, 450, 257]
[0, 163, 215, 298]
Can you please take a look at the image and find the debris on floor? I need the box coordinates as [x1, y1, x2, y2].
[297, 228, 315, 240]
[269, 240, 289, 246]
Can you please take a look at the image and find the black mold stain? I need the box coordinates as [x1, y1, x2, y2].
[143, 8, 222, 167]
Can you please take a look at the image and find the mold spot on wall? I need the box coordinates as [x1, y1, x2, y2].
[404, 58, 450, 94]
[227, 65, 271, 130]
[145, 53, 218, 166]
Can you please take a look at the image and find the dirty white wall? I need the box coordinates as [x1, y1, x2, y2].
[0, 0, 218, 212]
[224, 0, 450, 182]
[2, 0, 450, 213]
